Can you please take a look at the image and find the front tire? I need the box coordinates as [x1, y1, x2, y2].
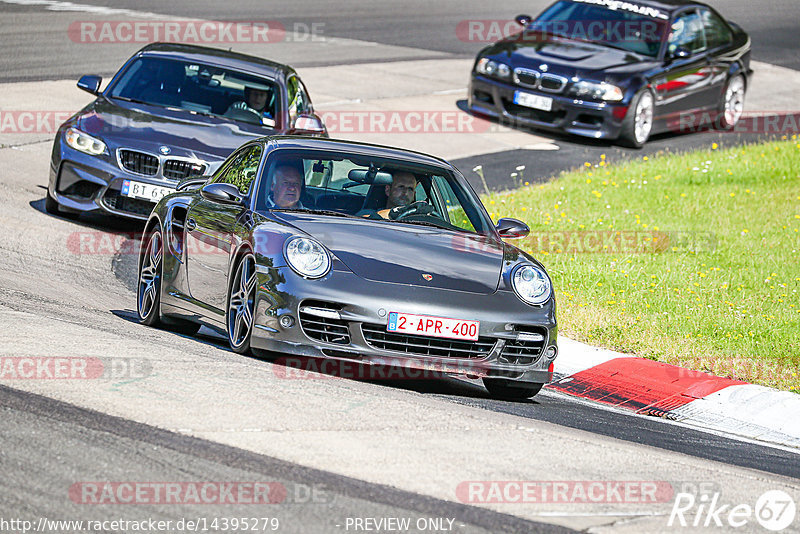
[619, 89, 654, 148]
[483, 378, 544, 400]
[227, 253, 257, 354]
[718, 74, 745, 130]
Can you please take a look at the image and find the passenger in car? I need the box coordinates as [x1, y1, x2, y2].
[266, 162, 306, 209]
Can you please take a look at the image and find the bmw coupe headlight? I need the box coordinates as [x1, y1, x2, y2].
[476, 58, 511, 80]
[568, 81, 624, 102]
[65, 127, 107, 155]
[284, 236, 331, 278]
[512, 264, 552, 305]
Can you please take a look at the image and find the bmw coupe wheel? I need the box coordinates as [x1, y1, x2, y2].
[227, 253, 257, 354]
[620, 89, 654, 148]
[483, 378, 543, 401]
[138, 229, 164, 326]
[718, 74, 745, 130]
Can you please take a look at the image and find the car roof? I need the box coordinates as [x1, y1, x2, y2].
[261, 136, 454, 169]
[136, 42, 294, 80]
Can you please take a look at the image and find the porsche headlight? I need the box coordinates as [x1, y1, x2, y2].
[476, 58, 512, 80]
[568, 81, 624, 102]
[512, 264, 552, 305]
[284, 236, 330, 278]
[65, 127, 107, 156]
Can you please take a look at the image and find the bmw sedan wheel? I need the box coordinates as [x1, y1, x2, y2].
[138, 228, 164, 326]
[483, 378, 543, 400]
[227, 253, 257, 354]
[718, 75, 745, 130]
[620, 90, 654, 148]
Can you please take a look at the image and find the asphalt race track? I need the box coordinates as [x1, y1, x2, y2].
[1, 1, 799, 532]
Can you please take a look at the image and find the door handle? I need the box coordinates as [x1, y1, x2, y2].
[185, 218, 197, 231]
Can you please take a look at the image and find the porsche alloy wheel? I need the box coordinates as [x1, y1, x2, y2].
[138, 229, 163, 326]
[227, 253, 257, 353]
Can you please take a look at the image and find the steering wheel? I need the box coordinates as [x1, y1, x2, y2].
[388, 200, 438, 220]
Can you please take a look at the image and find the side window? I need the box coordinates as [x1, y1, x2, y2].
[668, 11, 707, 54]
[700, 9, 732, 49]
[431, 176, 476, 233]
[214, 144, 263, 194]
[287, 75, 311, 123]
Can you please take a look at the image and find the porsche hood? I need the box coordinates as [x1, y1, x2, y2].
[272, 213, 505, 294]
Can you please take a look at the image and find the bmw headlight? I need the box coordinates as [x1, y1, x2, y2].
[284, 236, 331, 278]
[65, 127, 107, 155]
[476, 58, 512, 80]
[512, 264, 552, 305]
[568, 81, 624, 102]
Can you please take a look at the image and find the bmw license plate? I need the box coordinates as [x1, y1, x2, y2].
[387, 312, 480, 341]
[513, 91, 553, 112]
[121, 180, 175, 202]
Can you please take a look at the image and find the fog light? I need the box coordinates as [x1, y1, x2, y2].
[544, 346, 557, 360]
[279, 315, 295, 328]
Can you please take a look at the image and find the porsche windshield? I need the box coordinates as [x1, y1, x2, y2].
[107, 57, 280, 128]
[252, 151, 494, 235]
[531, 0, 669, 57]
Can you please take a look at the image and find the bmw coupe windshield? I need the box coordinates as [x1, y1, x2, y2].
[531, 0, 669, 57]
[107, 56, 281, 127]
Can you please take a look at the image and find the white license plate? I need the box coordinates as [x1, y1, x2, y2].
[513, 91, 553, 112]
[387, 312, 480, 341]
[121, 180, 175, 202]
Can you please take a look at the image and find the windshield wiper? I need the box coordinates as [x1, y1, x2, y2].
[271, 208, 356, 219]
[111, 96, 152, 105]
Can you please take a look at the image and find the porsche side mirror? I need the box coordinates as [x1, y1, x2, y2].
[77, 75, 102, 95]
[290, 113, 327, 137]
[176, 176, 208, 192]
[668, 46, 692, 61]
[200, 182, 244, 204]
[515, 14, 533, 27]
[496, 217, 530, 238]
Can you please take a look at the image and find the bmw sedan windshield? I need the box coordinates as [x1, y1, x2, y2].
[107, 56, 280, 128]
[252, 150, 495, 236]
[530, 0, 669, 57]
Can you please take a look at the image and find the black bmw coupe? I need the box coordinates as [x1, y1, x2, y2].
[137, 137, 558, 399]
[468, 0, 751, 146]
[47, 43, 326, 221]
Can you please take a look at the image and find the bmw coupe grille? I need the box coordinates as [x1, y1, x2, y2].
[119, 149, 158, 176]
[164, 160, 206, 181]
[362, 324, 495, 360]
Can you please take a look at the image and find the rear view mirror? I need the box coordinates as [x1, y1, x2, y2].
[77, 75, 102, 95]
[290, 113, 327, 136]
[347, 169, 393, 185]
[515, 14, 533, 26]
[200, 182, 244, 204]
[496, 217, 530, 238]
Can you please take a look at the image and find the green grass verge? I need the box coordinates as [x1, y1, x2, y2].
[482, 139, 800, 392]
